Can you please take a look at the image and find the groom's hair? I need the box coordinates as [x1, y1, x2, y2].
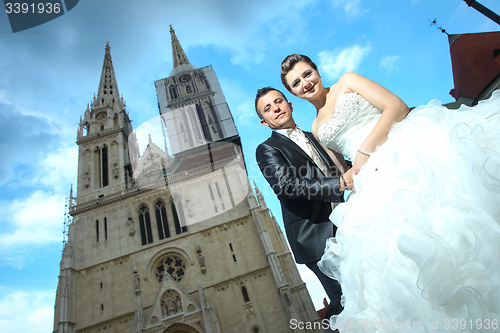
[281, 54, 318, 92]
[254, 87, 288, 119]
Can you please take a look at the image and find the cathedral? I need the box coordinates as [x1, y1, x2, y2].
[52, 27, 324, 333]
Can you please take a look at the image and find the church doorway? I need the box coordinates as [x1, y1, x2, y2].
[163, 322, 200, 333]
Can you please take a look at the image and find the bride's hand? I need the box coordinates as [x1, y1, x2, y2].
[353, 152, 370, 175]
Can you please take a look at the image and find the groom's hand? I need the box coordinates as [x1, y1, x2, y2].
[340, 168, 354, 191]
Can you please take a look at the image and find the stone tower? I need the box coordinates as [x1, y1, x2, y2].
[53, 32, 323, 333]
[154, 26, 238, 158]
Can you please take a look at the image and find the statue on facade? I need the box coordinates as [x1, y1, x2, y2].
[127, 217, 135, 236]
[175, 295, 182, 313]
[113, 163, 118, 179]
[168, 295, 176, 315]
[185, 199, 193, 218]
[84, 171, 90, 188]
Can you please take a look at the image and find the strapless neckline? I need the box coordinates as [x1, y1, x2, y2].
[317, 92, 363, 147]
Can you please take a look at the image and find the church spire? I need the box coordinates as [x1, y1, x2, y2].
[95, 42, 121, 107]
[169, 25, 195, 75]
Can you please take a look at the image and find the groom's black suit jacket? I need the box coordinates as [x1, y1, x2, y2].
[256, 131, 344, 264]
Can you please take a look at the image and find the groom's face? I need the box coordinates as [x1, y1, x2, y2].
[257, 90, 296, 130]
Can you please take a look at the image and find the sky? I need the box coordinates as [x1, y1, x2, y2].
[0, 0, 498, 331]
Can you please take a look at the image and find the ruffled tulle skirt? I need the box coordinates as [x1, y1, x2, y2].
[319, 91, 500, 332]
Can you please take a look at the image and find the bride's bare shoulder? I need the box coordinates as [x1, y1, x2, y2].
[337, 72, 361, 87]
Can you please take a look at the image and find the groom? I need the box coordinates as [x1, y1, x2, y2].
[255, 87, 352, 316]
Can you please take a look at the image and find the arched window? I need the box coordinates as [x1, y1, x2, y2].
[94, 147, 101, 188]
[208, 184, 217, 213]
[155, 199, 170, 240]
[169, 85, 178, 100]
[104, 217, 108, 240]
[96, 219, 99, 242]
[102, 145, 109, 187]
[186, 85, 191, 93]
[172, 198, 187, 235]
[241, 286, 250, 303]
[138, 204, 153, 245]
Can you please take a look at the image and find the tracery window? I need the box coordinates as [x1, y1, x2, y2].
[155, 255, 185, 282]
[169, 85, 178, 100]
[138, 204, 153, 245]
[172, 198, 187, 235]
[242, 286, 250, 303]
[102, 145, 109, 187]
[155, 199, 170, 240]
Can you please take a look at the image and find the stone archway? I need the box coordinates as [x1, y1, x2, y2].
[163, 322, 200, 333]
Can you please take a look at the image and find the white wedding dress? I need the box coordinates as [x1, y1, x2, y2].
[317, 91, 500, 332]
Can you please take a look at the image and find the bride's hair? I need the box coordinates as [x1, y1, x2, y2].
[281, 54, 318, 92]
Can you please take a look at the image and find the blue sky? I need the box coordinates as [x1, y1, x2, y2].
[0, 0, 498, 331]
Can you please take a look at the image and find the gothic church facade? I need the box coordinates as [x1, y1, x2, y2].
[53, 28, 323, 333]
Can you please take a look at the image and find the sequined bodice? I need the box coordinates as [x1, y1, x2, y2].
[317, 92, 383, 161]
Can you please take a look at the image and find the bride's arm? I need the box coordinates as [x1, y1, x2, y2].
[339, 72, 409, 174]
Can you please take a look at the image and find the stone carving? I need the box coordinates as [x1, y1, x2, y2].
[169, 295, 176, 314]
[127, 217, 135, 236]
[185, 199, 193, 218]
[126, 169, 135, 189]
[134, 272, 140, 295]
[160, 290, 183, 317]
[208, 114, 218, 133]
[161, 300, 167, 316]
[113, 163, 118, 179]
[180, 123, 188, 142]
[196, 241, 206, 274]
[84, 166, 90, 188]
[176, 295, 182, 313]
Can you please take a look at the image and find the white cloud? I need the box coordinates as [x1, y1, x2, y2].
[35, 146, 78, 194]
[219, 78, 256, 125]
[318, 44, 372, 81]
[380, 55, 400, 75]
[331, 0, 368, 18]
[0, 141, 76, 267]
[0, 191, 65, 250]
[0, 290, 54, 333]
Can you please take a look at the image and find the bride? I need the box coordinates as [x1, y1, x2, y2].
[281, 54, 500, 332]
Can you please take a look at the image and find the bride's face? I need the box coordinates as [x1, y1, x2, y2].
[285, 61, 323, 100]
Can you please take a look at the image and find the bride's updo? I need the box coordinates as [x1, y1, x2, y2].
[280, 54, 318, 92]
